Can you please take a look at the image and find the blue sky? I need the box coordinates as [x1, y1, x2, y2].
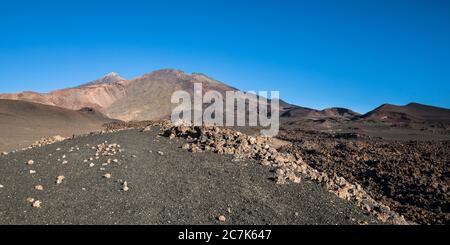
[0, 0, 449, 113]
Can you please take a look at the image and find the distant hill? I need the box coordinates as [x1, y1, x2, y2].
[0, 99, 116, 151]
[360, 102, 450, 124]
[281, 106, 360, 121]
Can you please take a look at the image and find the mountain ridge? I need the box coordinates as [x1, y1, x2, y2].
[0, 69, 449, 124]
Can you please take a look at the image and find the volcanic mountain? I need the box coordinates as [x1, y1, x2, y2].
[0, 99, 116, 151]
[0, 69, 246, 121]
[360, 102, 450, 124]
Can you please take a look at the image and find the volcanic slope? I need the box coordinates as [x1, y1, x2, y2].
[0, 99, 116, 152]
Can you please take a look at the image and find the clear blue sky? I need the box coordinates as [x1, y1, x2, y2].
[0, 0, 449, 113]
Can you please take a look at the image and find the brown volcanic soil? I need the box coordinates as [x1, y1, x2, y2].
[0, 99, 116, 152]
[277, 128, 450, 224]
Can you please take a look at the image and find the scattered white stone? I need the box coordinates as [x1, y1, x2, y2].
[102, 163, 108, 166]
[89, 163, 95, 167]
[26, 197, 35, 203]
[34, 185, 44, 191]
[32, 200, 42, 208]
[62, 160, 68, 164]
[56, 175, 65, 184]
[83, 159, 88, 163]
[103, 173, 112, 179]
[27, 160, 34, 165]
[218, 215, 226, 222]
[29, 170, 36, 174]
[1, 152, 8, 156]
[122, 181, 129, 191]
[113, 159, 118, 163]
[0, 184, 4, 188]
[157, 151, 164, 156]
[100, 167, 106, 171]
[62, 155, 66, 159]
[56, 148, 61, 151]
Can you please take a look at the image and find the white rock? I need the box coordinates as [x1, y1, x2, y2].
[27, 160, 34, 165]
[122, 181, 129, 191]
[56, 175, 65, 184]
[29, 170, 36, 174]
[32, 200, 42, 208]
[218, 215, 226, 222]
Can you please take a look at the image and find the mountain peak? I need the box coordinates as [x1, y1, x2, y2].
[80, 72, 125, 87]
[104, 72, 120, 77]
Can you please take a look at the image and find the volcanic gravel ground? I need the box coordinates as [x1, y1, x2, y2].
[278, 129, 450, 224]
[0, 128, 377, 225]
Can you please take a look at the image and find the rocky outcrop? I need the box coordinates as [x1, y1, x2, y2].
[147, 120, 410, 224]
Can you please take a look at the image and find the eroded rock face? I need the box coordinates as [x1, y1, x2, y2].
[151, 120, 409, 225]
